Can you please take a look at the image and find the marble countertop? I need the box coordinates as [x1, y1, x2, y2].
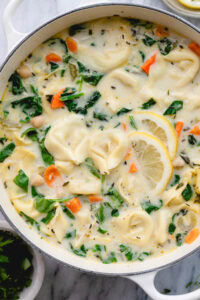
[1, 1, 200, 299]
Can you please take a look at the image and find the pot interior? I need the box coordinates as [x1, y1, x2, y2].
[1, 4, 200, 275]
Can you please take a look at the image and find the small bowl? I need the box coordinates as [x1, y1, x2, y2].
[0, 220, 45, 300]
[162, 0, 200, 18]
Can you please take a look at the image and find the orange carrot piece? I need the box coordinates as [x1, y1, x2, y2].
[185, 228, 200, 244]
[190, 125, 200, 135]
[44, 165, 61, 187]
[51, 88, 65, 109]
[46, 53, 62, 63]
[66, 37, 78, 53]
[124, 149, 131, 160]
[122, 122, 127, 131]
[176, 121, 184, 138]
[66, 197, 82, 213]
[89, 195, 103, 203]
[129, 162, 138, 173]
[141, 54, 156, 74]
[155, 26, 169, 37]
[188, 42, 200, 57]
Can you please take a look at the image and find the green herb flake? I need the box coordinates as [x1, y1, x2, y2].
[129, 115, 137, 129]
[95, 204, 105, 224]
[20, 211, 40, 230]
[158, 38, 174, 56]
[171, 174, 181, 187]
[106, 187, 124, 208]
[98, 227, 107, 234]
[182, 184, 193, 201]
[66, 230, 76, 239]
[49, 61, 59, 72]
[139, 50, 145, 62]
[84, 157, 101, 179]
[116, 107, 132, 116]
[163, 100, 183, 115]
[142, 35, 156, 47]
[41, 210, 56, 224]
[141, 98, 156, 109]
[70, 243, 87, 257]
[60, 69, 66, 77]
[175, 233, 185, 247]
[93, 111, 108, 121]
[100, 252, 117, 264]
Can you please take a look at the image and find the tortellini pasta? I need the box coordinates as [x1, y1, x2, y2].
[46, 205, 68, 242]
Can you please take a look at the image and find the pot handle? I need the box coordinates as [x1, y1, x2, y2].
[3, 0, 27, 52]
[125, 271, 200, 300]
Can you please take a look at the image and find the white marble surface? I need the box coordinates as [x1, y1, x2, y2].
[1, 1, 200, 299]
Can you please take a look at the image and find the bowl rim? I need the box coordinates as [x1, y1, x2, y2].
[1, 2, 200, 277]
[0, 220, 45, 300]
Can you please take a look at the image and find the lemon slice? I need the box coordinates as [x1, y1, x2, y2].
[177, 0, 200, 9]
[133, 111, 177, 160]
[129, 132, 172, 195]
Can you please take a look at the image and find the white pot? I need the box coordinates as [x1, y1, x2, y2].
[0, 220, 44, 300]
[1, 1, 200, 299]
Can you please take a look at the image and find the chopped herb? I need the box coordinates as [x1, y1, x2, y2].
[70, 243, 87, 257]
[31, 186, 44, 198]
[93, 111, 108, 121]
[41, 210, 56, 224]
[111, 209, 119, 217]
[13, 170, 29, 192]
[90, 42, 95, 47]
[168, 209, 188, 234]
[141, 98, 156, 109]
[63, 207, 75, 219]
[168, 222, 176, 235]
[116, 107, 132, 116]
[92, 244, 106, 252]
[65, 230, 76, 239]
[158, 38, 174, 56]
[49, 61, 59, 72]
[139, 50, 145, 62]
[182, 184, 193, 201]
[163, 100, 183, 115]
[129, 115, 137, 129]
[84, 157, 101, 179]
[21, 128, 38, 141]
[171, 174, 181, 187]
[137, 252, 150, 261]
[69, 24, 85, 36]
[20, 212, 40, 230]
[119, 244, 133, 261]
[106, 187, 124, 208]
[60, 69, 66, 77]
[188, 135, 197, 146]
[8, 71, 26, 95]
[141, 199, 163, 214]
[100, 252, 117, 264]
[98, 227, 107, 234]
[142, 35, 156, 47]
[95, 204, 105, 224]
[0, 137, 7, 145]
[0, 143, 15, 163]
[175, 233, 185, 246]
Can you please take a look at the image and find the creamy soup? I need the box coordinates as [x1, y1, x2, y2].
[1, 17, 200, 264]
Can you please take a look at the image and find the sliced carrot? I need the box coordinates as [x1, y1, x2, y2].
[122, 122, 127, 131]
[176, 121, 184, 138]
[46, 53, 62, 63]
[129, 162, 138, 173]
[155, 26, 169, 37]
[66, 197, 82, 213]
[89, 195, 103, 203]
[188, 42, 200, 57]
[51, 88, 65, 109]
[124, 149, 131, 160]
[141, 54, 156, 74]
[185, 228, 200, 244]
[189, 125, 200, 135]
[44, 165, 61, 187]
[66, 37, 78, 53]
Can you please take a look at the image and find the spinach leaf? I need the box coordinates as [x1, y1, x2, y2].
[98, 227, 107, 234]
[41, 210, 56, 224]
[81, 73, 104, 86]
[171, 174, 181, 187]
[127, 18, 153, 29]
[142, 35, 156, 47]
[65, 230, 76, 239]
[92, 244, 106, 252]
[141, 98, 156, 109]
[20, 212, 40, 230]
[21, 128, 38, 141]
[163, 100, 183, 115]
[8, 72, 26, 95]
[84, 157, 101, 179]
[182, 184, 193, 201]
[13, 170, 29, 192]
[77, 61, 89, 73]
[50, 62, 59, 72]
[95, 204, 105, 224]
[93, 111, 108, 121]
[60, 69, 66, 77]
[35, 197, 55, 213]
[158, 38, 174, 56]
[39, 138, 54, 166]
[137, 252, 150, 261]
[139, 50, 145, 62]
[119, 244, 133, 261]
[69, 24, 85, 36]
[70, 243, 87, 257]
[0, 143, 15, 163]
[141, 199, 163, 214]
[188, 135, 197, 146]
[129, 115, 137, 129]
[0, 255, 9, 263]
[100, 252, 117, 264]
[11, 95, 43, 119]
[60, 87, 84, 101]
[168, 209, 188, 234]
[63, 207, 75, 219]
[176, 233, 185, 247]
[31, 186, 44, 198]
[106, 187, 124, 208]
[168, 222, 176, 235]
[0, 137, 7, 145]
[116, 107, 132, 116]
[111, 209, 119, 217]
